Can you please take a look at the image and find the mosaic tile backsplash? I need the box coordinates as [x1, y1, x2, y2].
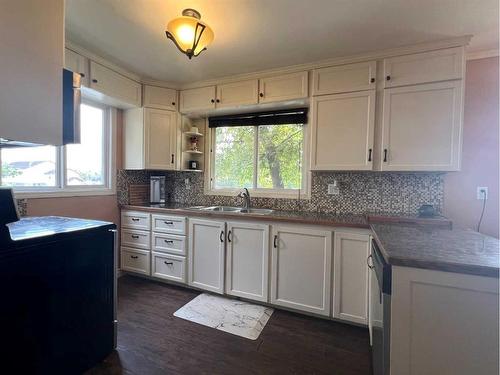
[118, 170, 444, 215]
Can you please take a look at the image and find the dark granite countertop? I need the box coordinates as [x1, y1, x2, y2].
[371, 223, 500, 278]
[121, 203, 370, 228]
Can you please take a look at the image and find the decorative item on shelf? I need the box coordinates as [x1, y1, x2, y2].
[189, 136, 199, 151]
[165, 8, 214, 59]
[188, 160, 199, 170]
[190, 126, 199, 134]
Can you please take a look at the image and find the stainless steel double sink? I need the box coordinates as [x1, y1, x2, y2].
[188, 206, 274, 215]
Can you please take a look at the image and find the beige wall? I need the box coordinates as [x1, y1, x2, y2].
[26, 109, 123, 225]
[444, 57, 499, 238]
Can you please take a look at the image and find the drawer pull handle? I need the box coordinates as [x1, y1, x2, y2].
[131, 218, 140, 221]
[164, 240, 174, 244]
[131, 255, 139, 259]
[131, 235, 140, 239]
[92, 78, 98, 83]
[164, 261, 174, 265]
[164, 221, 174, 225]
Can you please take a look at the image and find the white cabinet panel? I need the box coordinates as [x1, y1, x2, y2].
[383, 47, 464, 88]
[311, 90, 375, 170]
[312, 61, 376, 95]
[271, 226, 332, 316]
[259, 71, 308, 103]
[121, 210, 151, 231]
[333, 232, 370, 325]
[216, 80, 259, 108]
[226, 222, 269, 302]
[180, 86, 216, 113]
[151, 214, 186, 235]
[151, 252, 186, 283]
[64, 48, 89, 87]
[121, 247, 150, 275]
[188, 219, 225, 294]
[381, 80, 463, 171]
[143, 85, 177, 111]
[89, 61, 141, 107]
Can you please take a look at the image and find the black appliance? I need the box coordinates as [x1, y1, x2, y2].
[371, 239, 392, 375]
[0, 190, 117, 374]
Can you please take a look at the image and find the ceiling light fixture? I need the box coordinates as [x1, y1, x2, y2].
[165, 8, 214, 59]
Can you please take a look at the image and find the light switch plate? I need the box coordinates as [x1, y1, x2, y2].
[328, 183, 340, 195]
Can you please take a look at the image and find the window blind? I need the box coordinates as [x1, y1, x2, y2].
[208, 108, 308, 128]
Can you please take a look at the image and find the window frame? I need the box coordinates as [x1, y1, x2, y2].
[205, 121, 311, 199]
[0, 99, 117, 198]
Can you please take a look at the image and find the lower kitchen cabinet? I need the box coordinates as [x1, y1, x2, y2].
[188, 219, 226, 294]
[333, 231, 370, 325]
[121, 246, 150, 275]
[271, 226, 332, 316]
[151, 252, 186, 283]
[225, 222, 269, 302]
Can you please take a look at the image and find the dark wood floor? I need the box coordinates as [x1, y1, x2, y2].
[87, 275, 372, 375]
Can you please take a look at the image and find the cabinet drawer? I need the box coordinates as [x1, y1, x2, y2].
[121, 247, 150, 275]
[383, 47, 464, 88]
[312, 61, 376, 95]
[152, 214, 186, 235]
[152, 233, 186, 256]
[121, 229, 151, 250]
[143, 85, 177, 111]
[152, 252, 186, 283]
[121, 211, 151, 230]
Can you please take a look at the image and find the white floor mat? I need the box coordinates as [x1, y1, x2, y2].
[174, 293, 274, 340]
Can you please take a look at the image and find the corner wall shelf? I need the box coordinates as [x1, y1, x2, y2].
[183, 150, 203, 155]
[184, 131, 204, 137]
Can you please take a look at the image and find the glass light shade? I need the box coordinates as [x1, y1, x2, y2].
[166, 15, 214, 58]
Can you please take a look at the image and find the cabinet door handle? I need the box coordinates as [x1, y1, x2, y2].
[92, 78, 98, 83]
[131, 218, 140, 222]
[273, 235, 278, 248]
[227, 230, 232, 243]
[131, 235, 139, 239]
[164, 239, 174, 244]
[386, 75, 391, 81]
[80, 73, 86, 78]
[164, 261, 174, 265]
[367, 254, 374, 269]
[368, 148, 372, 162]
[370, 77, 375, 83]
[211, 99, 215, 103]
[220, 230, 224, 243]
[216, 99, 220, 103]
[383, 149, 388, 162]
[164, 221, 174, 225]
[259, 93, 264, 98]
[130, 255, 138, 259]
[171, 102, 176, 106]
[171, 154, 175, 164]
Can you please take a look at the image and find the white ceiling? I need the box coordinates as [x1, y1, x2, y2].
[65, 0, 499, 84]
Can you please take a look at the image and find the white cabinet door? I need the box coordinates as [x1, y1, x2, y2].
[64, 48, 89, 86]
[381, 80, 463, 171]
[216, 80, 259, 108]
[333, 232, 370, 325]
[226, 222, 269, 302]
[89, 61, 142, 107]
[188, 219, 225, 294]
[311, 90, 375, 170]
[312, 61, 376, 95]
[271, 226, 332, 316]
[143, 85, 177, 111]
[259, 71, 308, 103]
[383, 47, 464, 88]
[179, 86, 216, 113]
[145, 109, 177, 170]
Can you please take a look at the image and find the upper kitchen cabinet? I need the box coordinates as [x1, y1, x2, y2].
[0, 0, 64, 145]
[312, 61, 377, 95]
[143, 85, 177, 111]
[383, 47, 464, 88]
[380, 80, 463, 171]
[179, 86, 216, 113]
[311, 90, 375, 171]
[64, 48, 90, 87]
[123, 107, 178, 170]
[87, 61, 142, 108]
[216, 80, 259, 108]
[258, 71, 309, 103]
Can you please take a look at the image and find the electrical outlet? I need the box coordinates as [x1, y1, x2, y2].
[185, 178, 191, 190]
[477, 187, 488, 200]
[328, 182, 340, 195]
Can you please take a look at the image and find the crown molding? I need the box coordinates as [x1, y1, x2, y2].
[179, 35, 472, 90]
[466, 49, 499, 60]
